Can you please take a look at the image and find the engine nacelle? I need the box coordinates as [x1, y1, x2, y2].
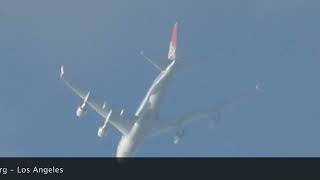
[173, 136, 180, 144]
[173, 129, 184, 144]
[97, 126, 107, 138]
[76, 106, 86, 118]
[97, 109, 112, 138]
[75, 91, 90, 118]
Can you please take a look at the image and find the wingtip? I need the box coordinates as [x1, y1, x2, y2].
[60, 65, 64, 78]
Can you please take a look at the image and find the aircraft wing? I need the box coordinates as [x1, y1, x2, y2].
[59, 65, 131, 135]
[152, 102, 226, 137]
[151, 85, 261, 138]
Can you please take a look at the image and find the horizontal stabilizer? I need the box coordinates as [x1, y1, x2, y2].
[60, 65, 65, 78]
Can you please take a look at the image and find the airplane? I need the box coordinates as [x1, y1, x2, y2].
[59, 23, 259, 157]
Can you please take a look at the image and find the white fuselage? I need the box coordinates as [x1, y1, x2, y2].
[116, 60, 176, 157]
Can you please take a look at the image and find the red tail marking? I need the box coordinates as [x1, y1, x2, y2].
[168, 22, 178, 61]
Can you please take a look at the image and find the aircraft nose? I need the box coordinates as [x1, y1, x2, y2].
[117, 136, 133, 158]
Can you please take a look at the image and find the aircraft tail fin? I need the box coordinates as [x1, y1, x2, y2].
[168, 22, 178, 61]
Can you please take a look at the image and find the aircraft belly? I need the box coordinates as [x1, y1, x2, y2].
[116, 122, 146, 157]
[149, 93, 159, 109]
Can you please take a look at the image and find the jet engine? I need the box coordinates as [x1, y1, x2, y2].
[75, 91, 90, 118]
[97, 126, 106, 138]
[173, 129, 185, 144]
[97, 109, 113, 138]
[76, 106, 86, 117]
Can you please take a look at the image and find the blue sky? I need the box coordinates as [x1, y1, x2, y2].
[0, 0, 320, 157]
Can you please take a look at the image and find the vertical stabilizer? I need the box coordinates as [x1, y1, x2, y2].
[168, 22, 178, 61]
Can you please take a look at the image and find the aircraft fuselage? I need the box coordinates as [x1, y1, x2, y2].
[116, 60, 176, 157]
